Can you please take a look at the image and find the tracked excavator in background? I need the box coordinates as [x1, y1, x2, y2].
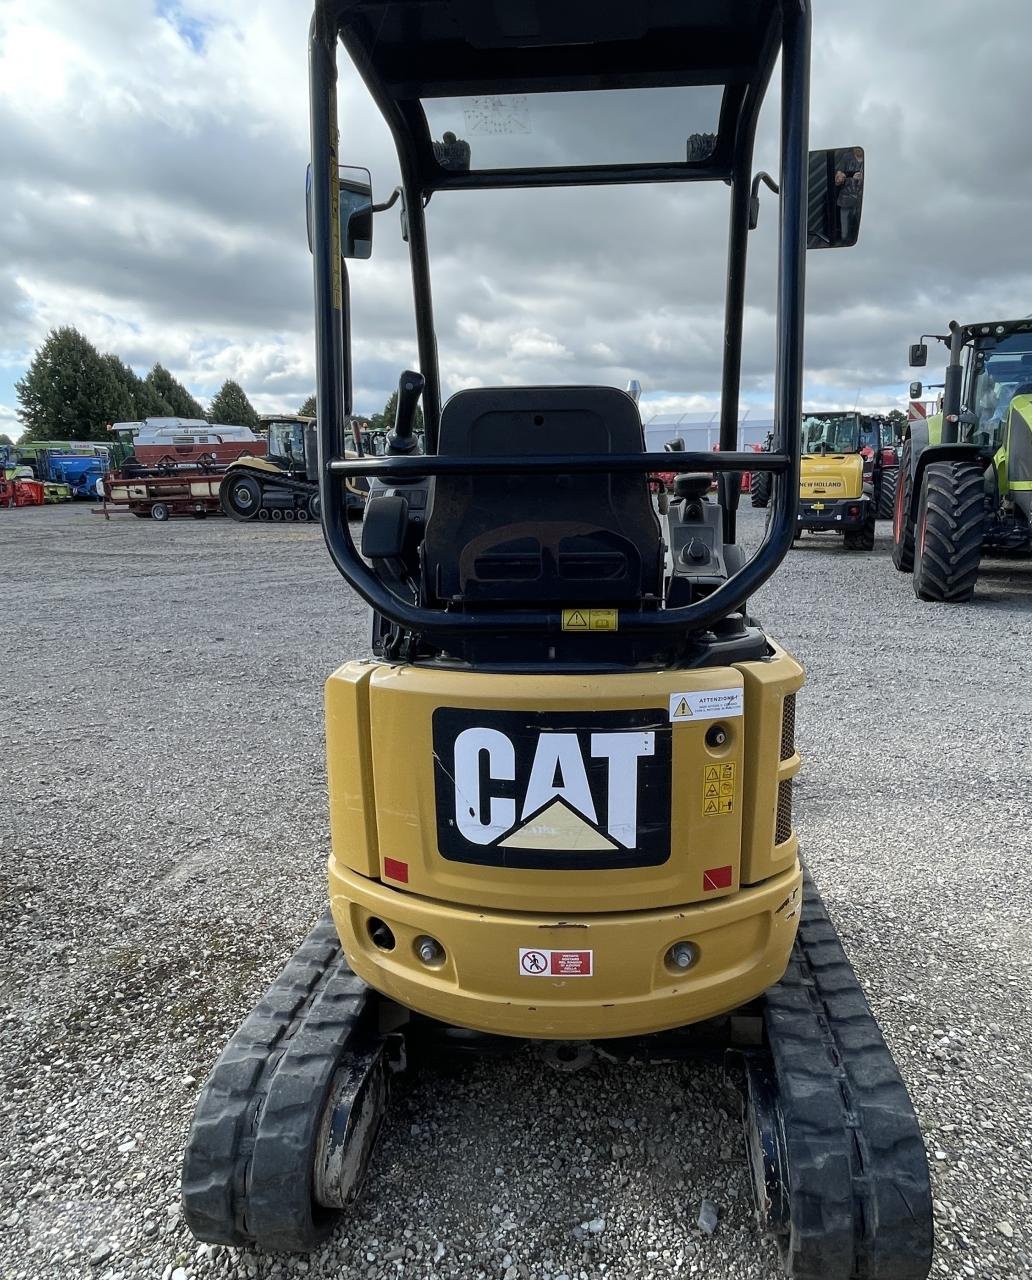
[182, 3, 933, 1276]
[219, 414, 368, 521]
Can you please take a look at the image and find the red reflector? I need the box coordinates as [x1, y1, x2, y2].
[383, 857, 409, 883]
[703, 865, 733, 891]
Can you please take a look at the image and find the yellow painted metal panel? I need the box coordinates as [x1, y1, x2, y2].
[329, 860, 801, 1038]
[325, 662, 380, 877]
[736, 643, 804, 884]
[361, 664, 746, 913]
[799, 453, 864, 499]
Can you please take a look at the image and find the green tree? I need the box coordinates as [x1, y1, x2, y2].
[369, 389, 422, 434]
[297, 394, 317, 417]
[146, 363, 205, 419]
[15, 327, 125, 441]
[208, 379, 260, 428]
[0, 432, 14, 450]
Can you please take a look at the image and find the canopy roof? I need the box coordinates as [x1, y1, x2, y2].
[323, 0, 783, 188]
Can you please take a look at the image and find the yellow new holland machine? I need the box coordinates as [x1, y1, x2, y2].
[795, 413, 878, 549]
[182, 4, 932, 1276]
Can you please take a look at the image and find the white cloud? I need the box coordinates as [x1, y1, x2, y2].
[2, 0, 1032, 425]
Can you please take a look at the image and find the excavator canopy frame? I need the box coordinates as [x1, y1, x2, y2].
[309, 0, 812, 645]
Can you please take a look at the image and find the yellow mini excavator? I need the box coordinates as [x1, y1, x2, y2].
[182, 4, 933, 1277]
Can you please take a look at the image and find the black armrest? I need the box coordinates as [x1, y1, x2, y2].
[361, 495, 408, 559]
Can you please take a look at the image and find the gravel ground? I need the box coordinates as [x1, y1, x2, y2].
[1, 502, 1031, 1280]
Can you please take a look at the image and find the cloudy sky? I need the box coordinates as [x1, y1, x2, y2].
[2, 0, 1031, 436]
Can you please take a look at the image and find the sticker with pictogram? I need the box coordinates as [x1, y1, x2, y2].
[562, 609, 619, 632]
[702, 762, 736, 815]
[669, 688, 743, 722]
[518, 947, 593, 977]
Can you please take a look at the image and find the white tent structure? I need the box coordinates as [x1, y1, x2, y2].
[641, 408, 774, 453]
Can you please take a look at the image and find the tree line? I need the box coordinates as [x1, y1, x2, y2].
[9, 326, 426, 447]
[13, 327, 272, 443]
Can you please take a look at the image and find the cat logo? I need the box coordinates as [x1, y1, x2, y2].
[432, 708, 672, 870]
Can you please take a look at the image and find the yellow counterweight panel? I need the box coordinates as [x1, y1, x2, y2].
[325, 648, 803, 914]
[800, 453, 864, 500]
[329, 860, 802, 1039]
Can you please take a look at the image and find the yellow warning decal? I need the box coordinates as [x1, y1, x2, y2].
[562, 608, 619, 632]
[702, 762, 736, 816]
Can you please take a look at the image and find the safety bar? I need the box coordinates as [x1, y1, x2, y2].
[327, 452, 789, 478]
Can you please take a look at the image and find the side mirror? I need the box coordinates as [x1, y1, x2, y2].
[909, 381, 923, 400]
[305, 164, 373, 260]
[908, 343, 928, 368]
[806, 146, 864, 249]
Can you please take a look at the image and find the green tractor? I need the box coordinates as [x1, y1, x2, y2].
[894, 319, 1032, 601]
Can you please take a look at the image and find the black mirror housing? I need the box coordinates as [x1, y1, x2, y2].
[909, 381, 923, 400]
[806, 147, 864, 250]
[909, 344, 928, 368]
[306, 164, 373, 259]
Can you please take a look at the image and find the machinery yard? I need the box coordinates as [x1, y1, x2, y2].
[2, 504, 1030, 1280]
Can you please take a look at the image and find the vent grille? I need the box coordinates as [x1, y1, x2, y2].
[775, 779, 794, 845]
[780, 694, 796, 761]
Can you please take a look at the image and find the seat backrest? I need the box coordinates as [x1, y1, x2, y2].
[422, 387, 663, 607]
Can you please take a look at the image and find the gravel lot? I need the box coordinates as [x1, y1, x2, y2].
[2, 502, 1031, 1280]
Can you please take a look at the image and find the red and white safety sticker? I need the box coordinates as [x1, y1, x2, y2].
[518, 947, 593, 977]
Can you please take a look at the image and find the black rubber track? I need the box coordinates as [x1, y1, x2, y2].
[877, 466, 898, 521]
[751, 470, 772, 508]
[181, 910, 373, 1251]
[912, 461, 984, 602]
[891, 439, 915, 571]
[763, 872, 933, 1280]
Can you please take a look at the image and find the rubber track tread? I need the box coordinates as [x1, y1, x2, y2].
[913, 462, 983, 602]
[182, 910, 371, 1251]
[765, 872, 933, 1279]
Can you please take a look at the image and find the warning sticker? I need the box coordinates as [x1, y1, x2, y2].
[562, 609, 619, 632]
[519, 948, 593, 977]
[670, 689, 744, 722]
[702, 762, 736, 816]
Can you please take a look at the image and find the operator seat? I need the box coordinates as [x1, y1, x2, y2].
[421, 387, 663, 608]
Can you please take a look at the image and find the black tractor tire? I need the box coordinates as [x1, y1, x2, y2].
[912, 461, 984, 603]
[751, 470, 772, 508]
[221, 474, 263, 522]
[878, 466, 899, 520]
[843, 517, 875, 551]
[151, 502, 170, 522]
[891, 439, 915, 571]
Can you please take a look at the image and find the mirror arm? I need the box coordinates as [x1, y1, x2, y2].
[748, 171, 780, 229]
[371, 187, 401, 215]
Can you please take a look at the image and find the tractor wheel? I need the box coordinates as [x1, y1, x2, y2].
[751, 470, 772, 508]
[151, 502, 170, 522]
[912, 462, 984, 603]
[308, 492, 322, 521]
[221, 474, 263, 522]
[843, 517, 875, 551]
[891, 440, 915, 571]
[878, 467, 899, 520]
